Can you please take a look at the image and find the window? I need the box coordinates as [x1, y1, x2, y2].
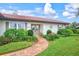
[18, 23, 25, 29]
[58, 24, 64, 29]
[31, 24, 40, 30]
[9, 22, 26, 29]
[9, 22, 17, 29]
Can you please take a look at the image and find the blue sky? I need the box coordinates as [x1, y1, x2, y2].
[0, 3, 79, 23]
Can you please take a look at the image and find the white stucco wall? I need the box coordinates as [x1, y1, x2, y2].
[51, 24, 58, 33]
[26, 22, 31, 30]
[0, 21, 6, 35]
[42, 23, 58, 34]
[0, 20, 66, 35]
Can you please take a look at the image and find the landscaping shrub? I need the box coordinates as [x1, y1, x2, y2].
[26, 36, 37, 42]
[74, 29, 79, 34]
[0, 36, 11, 46]
[4, 29, 17, 39]
[15, 29, 28, 41]
[44, 34, 59, 41]
[4, 29, 37, 42]
[57, 29, 73, 36]
[28, 30, 33, 36]
[47, 30, 52, 35]
[4, 29, 28, 42]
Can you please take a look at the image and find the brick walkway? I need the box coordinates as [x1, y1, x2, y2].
[1, 36, 48, 56]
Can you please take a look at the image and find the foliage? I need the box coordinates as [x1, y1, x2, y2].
[4, 29, 17, 39]
[47, 30, 52, 35]
[70, 22, 77, 29]
[26, 36, 37, 42]
[4, 29, 28, 42]
[73, 29, 79, 34]
[66, 22, 77, 29]
[15, 29, 28, 41]
[0, 36, 12, 46]
[44, 34, 59, 41]
[4, 29, 37, 42]
[28, 30, 33, 36]
[57, 29, 73, 36]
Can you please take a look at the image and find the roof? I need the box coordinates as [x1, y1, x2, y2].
[0, 13, 69, 24]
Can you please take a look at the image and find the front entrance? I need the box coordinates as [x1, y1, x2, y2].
[31, 24, 41, 35]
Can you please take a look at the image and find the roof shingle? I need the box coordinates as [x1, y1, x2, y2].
[0, 13, 69, 24]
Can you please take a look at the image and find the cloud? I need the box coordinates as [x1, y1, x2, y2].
[0, 5, 19, 14]
[0, 4, 58, 19]
[63, 11, 71, 16]
[65, 4, 77, 12]
[44, 3, 58, 19]
[0, 8, 36, 16]
[63, 11, 76, 19]
[34, 7, 43, 13]
[44, 3, 56, 15]
[68, 15, 76, 19]
[16, 7, 44, 16]
[71, 3, 79, 8]
[0, 9, 14, 14]
[53, 15, 58, 18]
[17, 10, 33, 15]
[63, 4, 78, 19]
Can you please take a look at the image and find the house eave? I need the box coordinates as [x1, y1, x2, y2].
[0, 17, 69, 25]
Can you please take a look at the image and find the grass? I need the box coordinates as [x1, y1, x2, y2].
[38, 36, 79, 56]
[0, 41, 33, 55]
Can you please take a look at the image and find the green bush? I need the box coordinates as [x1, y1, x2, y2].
[4, 29, 28, 42]
[47, 30, 52, 35]
[4, 29, 17, 39]
[74, 29, 79, 34]
[26, 36, 37, 42]
[57, 29, 73, 36]
[15, 29, 28, 41]
[0, 36, 12, 46]
[44, 34, 59, 41]
[4, 29, 37, 42]
[28, 30, 33, 36]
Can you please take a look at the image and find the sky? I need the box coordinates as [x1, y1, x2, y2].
[0, 3, 79, 23]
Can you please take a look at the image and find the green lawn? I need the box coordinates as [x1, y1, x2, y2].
[0, 41, 33, 55]
[38, 36, 79, 56]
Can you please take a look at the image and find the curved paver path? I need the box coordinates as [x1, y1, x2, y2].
[1, 36, 48, 56]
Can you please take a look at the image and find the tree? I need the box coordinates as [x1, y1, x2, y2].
[66, 22, 77, 29]
[70, 22, 77, 29]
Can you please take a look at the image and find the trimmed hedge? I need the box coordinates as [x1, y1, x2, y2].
[0, 29, 37, 46]
[26, 36, 37, 42]
[4, 29, 37, 42]
[4, 29, 17, 39]
[15, 29, 28, 41]
[57, 29, 73, 36]
[4, 29, 28, 41]
[44, 34, 59, 41]
[72, 29, 79, 34]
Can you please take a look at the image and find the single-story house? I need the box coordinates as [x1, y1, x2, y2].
[0, 13, 69, 35]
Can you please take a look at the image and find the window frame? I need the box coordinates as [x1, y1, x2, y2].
[8, 21, 26, 29]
